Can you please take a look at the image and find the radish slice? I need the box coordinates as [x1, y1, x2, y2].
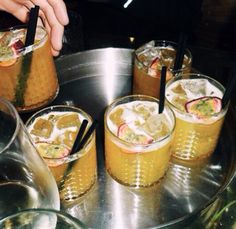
[11, 39, 24, 54]
[149, 56, 172, 79]
[0, 39, 24, 67]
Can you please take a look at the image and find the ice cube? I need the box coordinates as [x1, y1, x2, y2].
[109, 107, 124, 126]
[133, 103, 153, 121]
[171, 81, 186, 96]
[135, 40, 155, 57]
[181, 79, 207, 99]
[30, 118, 53, 138]
[171, 95, 188, 111]
[122, 107, 145, 125]
[56, 113, 81, 129]
[143, 113, 170, 140]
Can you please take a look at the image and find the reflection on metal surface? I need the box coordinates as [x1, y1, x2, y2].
[54, 48, 236, 229]
[103, 49, 119, 104]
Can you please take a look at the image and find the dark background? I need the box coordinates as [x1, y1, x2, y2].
[1, 0, 236, 52]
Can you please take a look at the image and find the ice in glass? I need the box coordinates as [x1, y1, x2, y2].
[26, 105, 97, 204]
[104, 95, 175, 187]
[0, 26, 58, 112]
[165, 73, 228, 160]
[133, 40, 192, 98]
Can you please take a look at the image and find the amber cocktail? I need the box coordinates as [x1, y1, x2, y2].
[133, 40, 192, 98]
[165, 73, 228, 160]
[104, 95, 175, 187]
[26, 105, 97, 204]
[0, 26, 58, 112]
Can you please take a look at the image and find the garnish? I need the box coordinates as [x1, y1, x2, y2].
[185, 96, 222, 119]
[118, 123, 153, 145]
[0, 39, 24, 67]
[149, 57, 172, 79]
[36, 142, 70, 167]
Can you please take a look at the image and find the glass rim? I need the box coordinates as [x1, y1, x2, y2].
[0, 97, 20, 154]
[134, 39, 192, 70]
[0, 208, 88, 229]
[25, 105, 95, 163]
[0, 25, 48, 57]
[105, 94, 176, 149]
[165, 73, 228, 117]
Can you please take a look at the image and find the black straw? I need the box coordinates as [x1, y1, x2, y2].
[222, 69, 236, 109]
[59, 119, 98, 191]
[14, 6, 40, 107]
[75, 120, 98, 151]
[70, 119, 88, 155]
[159, 66, 167, 114]
[25, 6, 39, 46]
[173, 32, 188, 71]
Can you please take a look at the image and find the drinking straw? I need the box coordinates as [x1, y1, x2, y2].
[173, 32, 188, 72]
[59, 119, 98, 190]
[159, 66, 167, 114]
[70, 119, 88, 155]
[25, 6, 40, 47]
[222, 69, 236, 109]
[74, 119, 98, 152]
[14, 6, 39, 107]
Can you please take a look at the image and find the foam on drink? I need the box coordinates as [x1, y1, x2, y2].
[28, 112, 84, 146]
[166, 78, 224, 123]
[107, 101, 173, 151]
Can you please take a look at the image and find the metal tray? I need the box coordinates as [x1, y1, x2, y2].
[53, 48, 236, 229]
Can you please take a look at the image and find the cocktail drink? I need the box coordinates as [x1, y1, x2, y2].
[165, 73, 228, 160]
[0, 26, 58, 112]
[133, 40, 192, 98]
[26, 105, 97, 204]
[104, 95, 175, 187]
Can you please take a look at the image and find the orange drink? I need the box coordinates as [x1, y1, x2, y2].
[26, 105, 97, 204]
[133, 40, 192, 98]
[165, 73, 228, 160]
[0, 26, 58, 112]
[104, 95, 175, 187]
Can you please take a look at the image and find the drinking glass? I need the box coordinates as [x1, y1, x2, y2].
[104, 95, 175, 187]
[165, 73, 228, 160]
[0, 25, 59, 112]
[0, 97, 60, 218]
[26, 105, 97, 205]
[0, 209, 87, 229]
[133, 40, 192, 98]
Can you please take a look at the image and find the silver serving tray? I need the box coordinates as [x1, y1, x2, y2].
[54, 48, 236, 229]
